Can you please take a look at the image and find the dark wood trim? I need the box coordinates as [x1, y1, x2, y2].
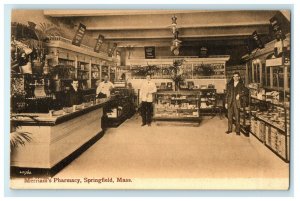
[265, 143, 289, 163]
[11, 101, 109, 126]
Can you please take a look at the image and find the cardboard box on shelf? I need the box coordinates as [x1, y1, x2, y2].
[270, 127, 278, 150]
[277, 133, 287, 158]
[265, 125, 271, 146]
[258, 122, 266, 142]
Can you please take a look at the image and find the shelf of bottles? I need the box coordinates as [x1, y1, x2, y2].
[76, 61, 90, 90]
[153, 92, 200, 120]
[110, 66, 116, 83]
[91, 63, 101, 88]
[101, 65, 109, 81]
[48, 57, 76, 92]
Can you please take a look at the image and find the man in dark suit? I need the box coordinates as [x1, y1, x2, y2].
[225, 72, 247, 135]
[68, 79, 83, 106]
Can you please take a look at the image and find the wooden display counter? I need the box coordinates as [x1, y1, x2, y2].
[153, 91, 200, 123]
[10, 98, 109, 176]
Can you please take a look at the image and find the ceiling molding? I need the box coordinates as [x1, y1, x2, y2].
[116, 39, 248, 48]
[44, 10, 226, 17]
[97, 33, 268, 40]
[86, 22, 270, 31]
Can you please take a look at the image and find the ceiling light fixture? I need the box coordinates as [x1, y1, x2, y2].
[169, 15, 182, 56]
[170, 15, 178, 34]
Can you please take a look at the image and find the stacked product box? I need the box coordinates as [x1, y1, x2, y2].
[277, 131, 287, 159]
[258, 121, 266, 142]
[270, 127, 278, 151]
[250, 117, 257, 136]
[255, 120, 260, 139]
[107, 108, 118, 118]
[265, 125, 271, 146]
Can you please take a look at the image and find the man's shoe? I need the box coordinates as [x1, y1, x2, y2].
[141, 123, 146, 127]
[225, 131, 232, 134]
[236, 132, 240, 135]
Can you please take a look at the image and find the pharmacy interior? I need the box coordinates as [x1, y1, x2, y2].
[10, 10, 291, 179]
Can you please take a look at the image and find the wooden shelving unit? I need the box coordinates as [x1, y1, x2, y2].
[46, 36, 117, 91]
[242, 33, 291, 163]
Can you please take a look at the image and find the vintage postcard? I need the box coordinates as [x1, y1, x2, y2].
[9, 8, 291, 190]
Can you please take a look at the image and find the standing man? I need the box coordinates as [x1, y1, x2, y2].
[68, 79, 83, 106]
[225, 72, 246, 135]
[140, 74, 157, 126]
[96, 75, 114, 98]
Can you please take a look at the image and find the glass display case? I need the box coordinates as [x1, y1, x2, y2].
[102, 88, 136, 128]
[249, 96, 290, 162]
[199, 88, 217, 115]
[153, 91, 200, 122]
[239, 107, 251, 136]
[265, 65, 290, 93]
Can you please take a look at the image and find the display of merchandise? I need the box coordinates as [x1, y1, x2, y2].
[249, 96, 290, 162]
[199, 88, 216, 110]
[103, 88, 136, 128]
[130, 62, 226, 80]
[153, 92, 200, 120]
[110, 67, 116, 82]
[239, 107, 251, 135]
[101, 65, 109, 80]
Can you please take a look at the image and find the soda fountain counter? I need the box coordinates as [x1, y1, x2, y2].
[10, 98, 109, 176]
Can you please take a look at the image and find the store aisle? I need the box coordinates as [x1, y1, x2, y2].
[55, 115, 289, 179]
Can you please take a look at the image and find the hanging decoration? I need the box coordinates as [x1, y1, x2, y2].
[169, 15, 182, 56]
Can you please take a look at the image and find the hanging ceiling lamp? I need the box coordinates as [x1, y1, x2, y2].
[170, 15, 178, 34]
[169, 15, 182, 56]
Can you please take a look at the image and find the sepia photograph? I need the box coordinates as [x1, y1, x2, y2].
[8, 8, 291, 190]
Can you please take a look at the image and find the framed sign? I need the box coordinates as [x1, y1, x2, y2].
[269, 12, 290, 40]
[108, 43, 117, 57]
[144, 46, 155, 59]
[199, 47, 208, 58]
[72, 23, 86, 46]
[252, 31, 264, 49]
[94, 34, 104, 53]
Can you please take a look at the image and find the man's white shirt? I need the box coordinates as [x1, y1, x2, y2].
[140, 80, 157, 102]
[96, 81, 114, 97]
